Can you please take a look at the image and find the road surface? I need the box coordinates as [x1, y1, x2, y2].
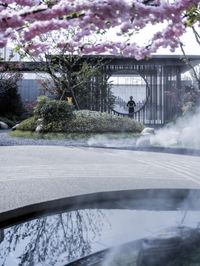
[0, 146, 200, 214]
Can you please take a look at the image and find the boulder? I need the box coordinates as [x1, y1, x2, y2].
[35, 118, 44, 133]
[0, 121, 9, 129]
[35, 124, 43, 133]
[12, 123, 20, 131]
[141, 127, 155, 136]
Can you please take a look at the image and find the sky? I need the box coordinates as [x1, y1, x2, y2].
[106, 24, 200, 56]
[156, 28, 200, 55]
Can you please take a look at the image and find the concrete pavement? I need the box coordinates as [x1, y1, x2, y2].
[0, 146, 200, 213]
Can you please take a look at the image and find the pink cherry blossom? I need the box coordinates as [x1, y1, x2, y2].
[0, 0, 199, 59]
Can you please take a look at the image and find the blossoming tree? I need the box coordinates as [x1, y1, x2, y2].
[0, 0, 199, 59]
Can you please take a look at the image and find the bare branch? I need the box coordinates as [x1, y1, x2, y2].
[180, 41, 200, 90]
[192, 26, 200, 46]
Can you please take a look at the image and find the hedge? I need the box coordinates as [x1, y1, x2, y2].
[17, 109, 144, 133]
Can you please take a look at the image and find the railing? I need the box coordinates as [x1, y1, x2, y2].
[113, 101, 145, 114]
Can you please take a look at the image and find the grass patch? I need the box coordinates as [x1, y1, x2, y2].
[10, 130, 140, 140]
[10, 130, 43, 139]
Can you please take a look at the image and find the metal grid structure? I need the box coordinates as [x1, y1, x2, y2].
[100, 55, 199, 125]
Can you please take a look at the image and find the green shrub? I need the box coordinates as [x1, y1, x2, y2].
[65, 110, 144, 133]
[34, 96, 74, 122]
[33, 96, 48, 118]
[17, 110, 144, 133]
[17, 117, 37, 131]
[42, 121, 66, 132]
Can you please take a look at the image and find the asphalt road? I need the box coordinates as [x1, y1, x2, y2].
[0, 146, 200, 213]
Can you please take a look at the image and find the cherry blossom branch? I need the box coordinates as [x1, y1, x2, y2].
[0, 0, 199, 59]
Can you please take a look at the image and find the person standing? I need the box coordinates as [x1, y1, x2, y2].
[127, 96, 136, 117]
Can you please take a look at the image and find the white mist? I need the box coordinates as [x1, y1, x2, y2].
[150, 108, 200, 149]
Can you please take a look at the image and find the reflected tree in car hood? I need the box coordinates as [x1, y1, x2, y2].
[0, 209, 108, 266]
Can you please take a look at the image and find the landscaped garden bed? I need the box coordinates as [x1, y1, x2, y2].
[14, 97, 144, 135]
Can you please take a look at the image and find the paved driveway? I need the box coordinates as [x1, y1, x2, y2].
[0, 146, 200, 213]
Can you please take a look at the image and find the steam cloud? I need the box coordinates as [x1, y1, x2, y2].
[144, 108, 200, 149]
[87, 109, 200, 149]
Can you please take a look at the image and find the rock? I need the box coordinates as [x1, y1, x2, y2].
[35, 118, 44, 132]
[0, 121, 9, 129]
[141, 127, 155, 136]
[35, 124, 43, 133]
[12, 124, 20, 131]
